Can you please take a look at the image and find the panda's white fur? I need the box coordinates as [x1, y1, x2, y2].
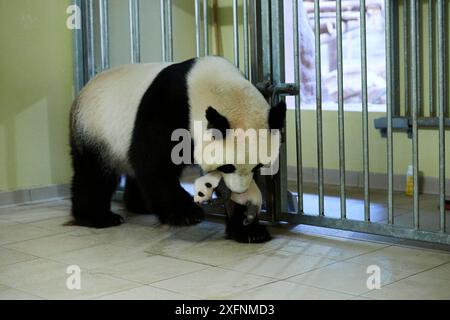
[72, 63, 171, 171]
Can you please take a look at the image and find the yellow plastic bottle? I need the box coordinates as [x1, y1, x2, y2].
[405, 165, 414, 196]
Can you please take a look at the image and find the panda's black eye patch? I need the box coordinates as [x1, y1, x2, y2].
[198, 192, 205, 197]
[205, 183, 212, 188]
[252, 163, 264, 172]
[217, 164, 236, 174]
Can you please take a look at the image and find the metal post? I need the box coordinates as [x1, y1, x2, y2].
[195, 0, 201, 57]
[437, 0, 446, 233]
[243, 0, 250, 78]
[85, 0, 95, 80]
[410, 0, 420, 229]
[403, 0, 410, 116]
[204, 0, 209, 56]
[233, 0, 240, 68]
[428, 0, 435, 117]
[336, 0, 346, 219]
[99, 0, 110, 71]
[314, 0, 324, 216]
[360, 0, 370, 221]
[73, 0, 85, 94]
[385, 0, 394, 224]
[293, 0, 303, 214]
[160, 0, 167, 61]
[129, 0, 140, 64]
[167, 0, 174, 62]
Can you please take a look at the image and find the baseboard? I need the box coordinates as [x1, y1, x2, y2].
[287, 166, 450, 196]
[0, 184, 70, 207]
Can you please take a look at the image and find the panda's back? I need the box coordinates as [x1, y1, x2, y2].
[71, 63, 171, 168]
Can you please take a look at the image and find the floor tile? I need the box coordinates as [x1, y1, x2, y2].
[96, 285, 198, 300]
[0, 206, 69, 223]
[0, 223, 61, 246]
[92, 254, 209, 284]
[151, 267, 273, 299]
[346, 245, 450, 273]
[0, 247, 37, 267]
[4, 233, 107, 257]
[363, 273, 450, 300]
[0, 285, 42, 300]
[220, 250, 337, 279]
[0, 258, 137, 300]
[287, 261, 412, 296]
[226, 281, 354, 300]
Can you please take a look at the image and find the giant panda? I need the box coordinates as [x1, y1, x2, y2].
[69, 56, 286, 243]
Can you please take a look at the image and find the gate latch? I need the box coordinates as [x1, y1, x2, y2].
[256, 81, 299, 99]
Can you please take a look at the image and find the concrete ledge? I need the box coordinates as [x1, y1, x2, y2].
[0, 184, 70, 207]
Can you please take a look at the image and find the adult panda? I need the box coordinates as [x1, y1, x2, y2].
[70, 56, 286, 243]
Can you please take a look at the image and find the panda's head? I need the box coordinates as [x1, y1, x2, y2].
[195, 100, 286, 194]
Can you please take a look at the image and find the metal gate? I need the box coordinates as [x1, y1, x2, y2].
[72, 0, 449, 245]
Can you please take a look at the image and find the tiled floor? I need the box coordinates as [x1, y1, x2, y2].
[0, 196, 449, 300]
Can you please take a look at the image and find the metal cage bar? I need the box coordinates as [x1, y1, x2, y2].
[167, 0, 174, 62]
[243, 0, 250, 78]
[99, 0, 110, 71]
[195, 0, 201, 57]
[428, 0, 435, 117]
[293, 0, 303, 214]
[385, 0, 394, 224]
[204, 0, 209, 56]
[160, 0, 167, 61]
[403, 0, 410, 116]
[336, 0, 346, 220]
[233, 0, 240, 68]
[129, 0, 140, 64]
[437, 0, 446, 233]
[410, 0, 420, 229]
[84, 0, 95, 80]
[360, 0, 370, 221]
[314, 0, 325, 216]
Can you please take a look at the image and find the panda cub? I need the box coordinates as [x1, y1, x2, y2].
[69, 56, 286, 243]
[194, 172, 262, 226]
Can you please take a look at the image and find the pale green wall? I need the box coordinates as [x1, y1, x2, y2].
[0, 0, 74, 192]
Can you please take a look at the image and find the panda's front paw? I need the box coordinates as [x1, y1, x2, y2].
[164, 203, 204, 226]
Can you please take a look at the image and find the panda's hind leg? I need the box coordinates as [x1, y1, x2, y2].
[124, 175, 153, 214]
[70, 143, 123, 228]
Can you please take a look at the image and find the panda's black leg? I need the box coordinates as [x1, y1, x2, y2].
[70, 144, 123, 228]
[132, 164, 204, 226]
[124, 175, 152, 214]
[225, 201, 271, 243]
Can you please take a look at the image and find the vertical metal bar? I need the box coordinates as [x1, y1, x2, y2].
[203, 0, 209, 56]
[167, 0, 174, 62]
[73, 0, 85, 94]
[160, 0, 167, 61]
[243, 0, 250, 78]
[416, 1, 423, 117]
[85, 0, 95, 80]
[336, 0, 346, 219]
[360, 0, 370, 221]
[385, 0, 394, 224]
[403, 0, 410, 116]
[271, 0, 288, 216]
[129, 0, 140, 64]
[233, 0, 240, 68]
[293, 0, 303, 214]
[314, 0, 324, 216]
[195, 0, 201, 57]
[428, 0, 435, 117]
[437, 0, 446, 233]
[250, 0, 263, 82]
[410, 0, 420, 229]
[99, 0, 110, 71]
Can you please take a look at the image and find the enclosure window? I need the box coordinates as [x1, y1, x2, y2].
[284, 0, 386, 112]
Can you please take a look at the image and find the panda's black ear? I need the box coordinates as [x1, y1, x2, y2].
[206, 106, 230, 138]
[268, 101, 287, 130]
